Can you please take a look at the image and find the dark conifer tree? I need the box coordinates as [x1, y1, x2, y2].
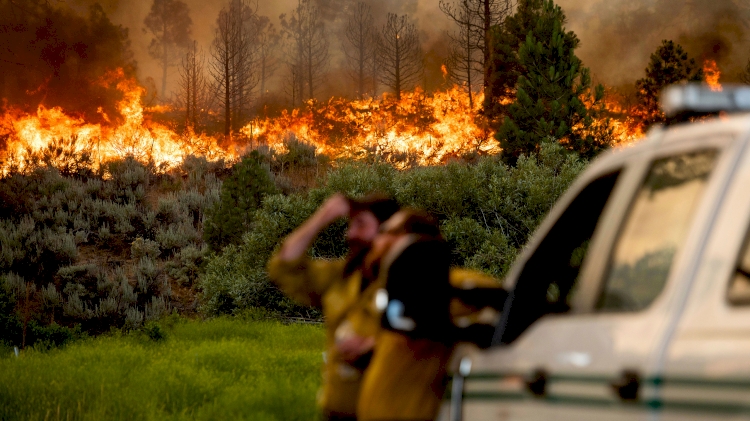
[633, 40, 704, 129]
[496, 0, 609, 162]
[483, 0, 544, 124]
[203, 152, 277, 250]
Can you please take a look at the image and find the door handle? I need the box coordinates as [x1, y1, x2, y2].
[610, 370, 640, 401]
[525, 369, 548, 397]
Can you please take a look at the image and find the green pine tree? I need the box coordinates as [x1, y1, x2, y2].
[483, 0, 545, 125]
[496, 0, 608, 162]
[633, 40, 704, 129]
[203, 151, 278, 250]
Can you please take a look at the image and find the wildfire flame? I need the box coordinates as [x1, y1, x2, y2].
[0, 69, 228, 175]
[243, 86, 496, 167]
[704, 59, 722, 91]
[1, 67, 643, 176]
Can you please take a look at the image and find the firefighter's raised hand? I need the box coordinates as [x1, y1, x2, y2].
[315, 193, 351, 225]
[278, 193, 350, 261]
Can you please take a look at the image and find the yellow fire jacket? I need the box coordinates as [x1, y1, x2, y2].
[268, 254, 382, 418]
[268, 254, 503, 419]
[357, 329, 453, 421]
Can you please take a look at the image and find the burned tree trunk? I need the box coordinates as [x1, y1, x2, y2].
[440, 0, 515, 101]
[378, 13, 423, 100]
[210, 0, 260, 136]
[281, 0, 329, 103]
[344, 2, 377, 98]
[179, 41, 208, 129]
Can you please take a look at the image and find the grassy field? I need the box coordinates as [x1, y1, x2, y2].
[0, 316, 325, 421]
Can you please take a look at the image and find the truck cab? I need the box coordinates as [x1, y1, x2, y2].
[446, 85, 750, 420]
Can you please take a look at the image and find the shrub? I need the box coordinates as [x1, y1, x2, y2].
[166, 244, 208, 286]
[143, 321, 165, 341]
[131, 237, 161, 260]
[156, 222, 200, 252]
[0, 279, 21, 346]
[203, 151, 278, 250]
[106, 157, 149, 201]
[442, 217, 492, 267]
[316, 161, 396, 199]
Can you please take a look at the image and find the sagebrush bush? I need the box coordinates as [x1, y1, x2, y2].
[131, 237, 161, 260]
[0, 154, 226, 347]
[166, 244, 209, 286]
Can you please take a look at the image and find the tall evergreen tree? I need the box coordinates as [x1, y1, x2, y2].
[633, 40, 704, 129]
[496, 0, 609, 162]
[483, 0, 544, 125]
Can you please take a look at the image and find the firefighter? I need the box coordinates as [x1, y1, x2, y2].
[356, 210, 453, 421]
[267, 193, 399, 421]
[357, 210, 508, 421]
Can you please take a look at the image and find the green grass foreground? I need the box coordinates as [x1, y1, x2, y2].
[0, 317, 325, 421]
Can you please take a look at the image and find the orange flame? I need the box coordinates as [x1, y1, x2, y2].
[704, 59, 722, 91]
[0, 69, 229, 174]
[441, 64, 448, 79]
[243, 86, 497, 168]
[0, 67, 646, 175]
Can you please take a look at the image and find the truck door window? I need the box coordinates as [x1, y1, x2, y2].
[497, 171, 621, 344]
[597, 150, 718, 312]
[727, 227, 750, 305]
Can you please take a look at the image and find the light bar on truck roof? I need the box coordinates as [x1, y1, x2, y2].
[661, 83, 750, 118]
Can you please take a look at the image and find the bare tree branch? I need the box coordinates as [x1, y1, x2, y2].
[377, 13, 423, 100]
[440, 0, 515, 98]
[209, 0, 261, 136]
[343, 2, 378, 98]
[280, 0, 329, 105]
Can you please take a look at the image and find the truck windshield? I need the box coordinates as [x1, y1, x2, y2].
[597, 150, 718, 312]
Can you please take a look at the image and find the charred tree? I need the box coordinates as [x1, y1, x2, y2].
[443, 0, 481, 107]
[144, 0, 193, 101]
[257, 17, 280, 102]
[281, 0, 330, 104]
[440, 0, 514, 102]
[378, 13, 424, 100]
[209, 0, 261, 136]
[178, 41, 209, 129]
[343, 2, 378, 98]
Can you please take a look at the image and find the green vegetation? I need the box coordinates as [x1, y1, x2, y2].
[198, 141, 586, 317]
[0, 316, 325, 421]
[0, 155, 224, 348]
[494, 0, 611, 161]
[203, 151, 278, 251]
[1, 0, 602, 344]
[1, 102, 589, 350]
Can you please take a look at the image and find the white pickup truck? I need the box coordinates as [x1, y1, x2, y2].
[444, 84, 750, 420]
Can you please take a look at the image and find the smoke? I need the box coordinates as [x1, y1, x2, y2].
[63, 0, 450, 99]
[556, 0, 750, 86]
[0, 1, 136, 122]
[16, 0, 743, 110]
